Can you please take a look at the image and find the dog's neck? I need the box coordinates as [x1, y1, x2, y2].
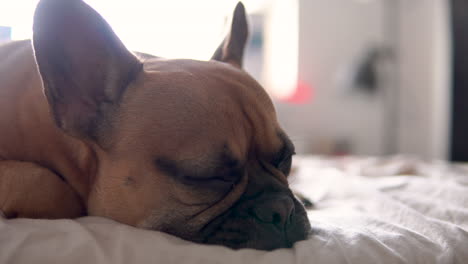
[0, 40, 95, 202]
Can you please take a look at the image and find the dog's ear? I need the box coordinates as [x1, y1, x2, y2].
[32, 0, 142, 141]
[211, 2, 248, 68]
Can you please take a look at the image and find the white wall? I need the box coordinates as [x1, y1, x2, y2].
[396, 0, 451, 159]
[276, 0, 387, 155]
[275, 0, 451, 159]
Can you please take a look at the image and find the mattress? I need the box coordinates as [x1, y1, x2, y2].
[1, 155, 468, 264]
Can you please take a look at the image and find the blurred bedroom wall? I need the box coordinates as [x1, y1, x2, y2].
[275, 0, 387, 157]
[396, 0, 451, 160]
[273, 0, 451, 160]
[0, 0, 452, 160]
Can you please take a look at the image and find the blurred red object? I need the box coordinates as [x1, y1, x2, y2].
[283, 80, 313, 104]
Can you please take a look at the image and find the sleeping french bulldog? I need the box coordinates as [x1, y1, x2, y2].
[0, 0, 311, 250]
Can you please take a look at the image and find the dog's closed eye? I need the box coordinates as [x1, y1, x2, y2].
[154, 155, 244, 189]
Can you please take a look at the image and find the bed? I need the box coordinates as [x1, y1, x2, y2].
[1, 155, 467, 264]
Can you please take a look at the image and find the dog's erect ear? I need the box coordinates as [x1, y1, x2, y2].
[211, 2, 248, 68]
[32, 0, 142, 140]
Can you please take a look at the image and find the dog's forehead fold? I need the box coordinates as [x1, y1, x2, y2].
[141, 58, 274, 108]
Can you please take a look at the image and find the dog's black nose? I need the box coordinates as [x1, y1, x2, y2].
[251, 196, 294, 229]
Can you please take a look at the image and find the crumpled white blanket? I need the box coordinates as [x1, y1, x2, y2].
[1, 155, 467, 264]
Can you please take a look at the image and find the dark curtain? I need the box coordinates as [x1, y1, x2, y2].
[451, 0, 468, 161]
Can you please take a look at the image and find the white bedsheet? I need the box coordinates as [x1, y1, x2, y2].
[1, 156, 468, 264]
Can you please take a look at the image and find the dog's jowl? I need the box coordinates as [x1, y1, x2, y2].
[0, 0, 311, 250]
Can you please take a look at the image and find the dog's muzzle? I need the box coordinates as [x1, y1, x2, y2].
[201, 190, 311, 250]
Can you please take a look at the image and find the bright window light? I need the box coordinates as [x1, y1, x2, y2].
[264, 0, 300, 100]
[0, 0, 263, 60]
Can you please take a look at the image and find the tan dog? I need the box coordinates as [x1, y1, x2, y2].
[0, 0, 310, 250]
